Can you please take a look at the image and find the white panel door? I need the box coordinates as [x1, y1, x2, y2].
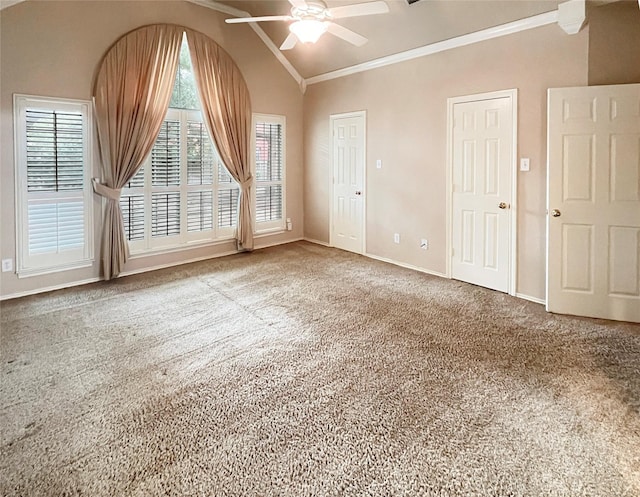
[331, 113, 365, 254]
[451, 97, 513, 293]
[547, 84, 640, 322]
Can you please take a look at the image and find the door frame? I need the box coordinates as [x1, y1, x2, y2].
[445, 89, 518, 296]
[329, 110, 367, 254]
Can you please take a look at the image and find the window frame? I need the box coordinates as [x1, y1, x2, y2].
[13, 94, 94, 277]
[252, 113, 286, 234]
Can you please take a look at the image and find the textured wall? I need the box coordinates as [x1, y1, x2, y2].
[588, 0, 640, 86]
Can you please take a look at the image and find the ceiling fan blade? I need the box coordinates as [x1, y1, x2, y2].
[288, 0, 308, 8]
[280, 32, 298, 51]
[326, 22, 368, 46]
[327, 1, 389, 19]
[226, 15, 292, 24]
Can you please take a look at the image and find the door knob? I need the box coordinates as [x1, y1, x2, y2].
[551, 209, 561, 217]
[355, 191, 362, 196]
[498, 202, 508, 209]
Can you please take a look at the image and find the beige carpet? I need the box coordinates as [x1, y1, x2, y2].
[1, 241, 639, 496]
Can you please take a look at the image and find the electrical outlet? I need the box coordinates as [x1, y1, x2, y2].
[420, 239, 428, 250]
[393, 233, 400, 244]
[2, 259, 13, 272]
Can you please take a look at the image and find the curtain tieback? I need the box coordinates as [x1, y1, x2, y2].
[239, 176, 253, 190]
[92, 179, 122, 201]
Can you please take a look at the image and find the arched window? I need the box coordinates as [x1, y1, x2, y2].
[119, 34, 240, 253]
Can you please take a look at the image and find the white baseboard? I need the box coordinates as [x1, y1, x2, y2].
[0, 277, 101, 301]
[364, 252, 447, 279]
[515, 293, 546, 305]
[303, 237, 330, 247]
[254, 237, 303, 250]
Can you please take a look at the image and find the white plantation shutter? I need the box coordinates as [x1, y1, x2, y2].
[14, 95, 94, 276]
[255, 185, 283, 223]
[119, 108, 237, 251]
[152, 119, 181, 187]
[120, 167, 145, 242]
[254, 115, 285, 232]
[186, 118, 219, 235]
[120, 193, 145, 241]
[26, 109, 84, 192]
[151, 116, 181, 240]
[218, 186, 239, 229]
[187, 121, 214, 185]
[152, 192, 181, 237]
[187, 191, 213, 232]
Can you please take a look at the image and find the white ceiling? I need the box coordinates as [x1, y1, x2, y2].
[219, 0, 563, 78]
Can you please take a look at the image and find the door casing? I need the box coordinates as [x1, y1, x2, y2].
[446, 89, 518, 296]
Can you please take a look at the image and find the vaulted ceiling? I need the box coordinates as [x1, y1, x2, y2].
[218, 0, 563, 78]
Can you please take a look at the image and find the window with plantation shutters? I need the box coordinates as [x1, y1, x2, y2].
[14, 95, 94, 277]
[253, 114, 286, 232]
[119, 108, 238, 253]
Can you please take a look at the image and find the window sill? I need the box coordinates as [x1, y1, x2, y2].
[254, 227, 286, 238]
[128, 237, 236, 260]
[17, 259, 94, 279]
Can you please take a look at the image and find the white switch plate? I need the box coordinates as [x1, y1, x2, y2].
[420, 239, 428, 250]
[520, 158, 530, 171]
[2, 259, 13, 272]
[376, 159, 382, 169]
[393, 233, 400, 244]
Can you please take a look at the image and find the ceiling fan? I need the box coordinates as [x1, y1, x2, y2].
[225, 0, 389, 50]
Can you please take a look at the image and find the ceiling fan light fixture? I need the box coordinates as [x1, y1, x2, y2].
[289, 19, 328, 44]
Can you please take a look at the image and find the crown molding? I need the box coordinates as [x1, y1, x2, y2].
[305, 10, 559, 86]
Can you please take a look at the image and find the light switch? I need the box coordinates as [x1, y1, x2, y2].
[376, 159, 382, 169]
[520, 158, 530, 171]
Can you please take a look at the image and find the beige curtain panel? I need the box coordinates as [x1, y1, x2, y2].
[93, 24, 183, 280]
[186, 29, 254, 251]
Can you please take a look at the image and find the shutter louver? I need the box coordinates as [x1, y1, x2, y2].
[187, 191, 213, 232]
[27, 201, 84, 254]
[218, 188, 239, 228]
[152, 120, 181, 186]
[126, 166, 145, 189]
[255, 185, 283, 223]
[152, 193, 181, 237]
[120, 194, 145, 241]
[218, 163, 234, 184]
[187, 121, 214, 185]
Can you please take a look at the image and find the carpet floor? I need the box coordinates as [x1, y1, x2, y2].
[1, 241, 639, 496]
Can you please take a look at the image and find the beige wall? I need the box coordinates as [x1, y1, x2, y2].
[588, 0, 640, 86]
[303, 24, 590, 301]
[0, 1, 304, 298]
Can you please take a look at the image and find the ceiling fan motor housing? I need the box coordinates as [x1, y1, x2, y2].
[292, 1, 330, 20]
